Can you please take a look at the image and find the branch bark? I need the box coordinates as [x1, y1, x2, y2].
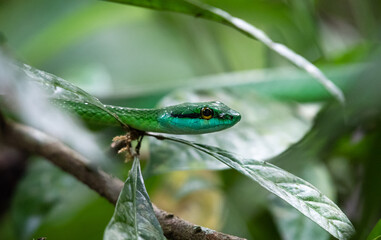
[0, 119, 245, 240]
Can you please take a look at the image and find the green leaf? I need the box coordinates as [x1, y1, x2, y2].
[367, 220, 381, 240]
[20, 63, 125, 127]
[101, 64, 362, 110]
[269, 161, 336, 240]
[269, 197, 329, 240]
[104, 157, 165, 240]
[149, 135, 355, 240]
[0, 55, 112, 162]
[268, 162, 335, 240]
[105, 0, 345, 103]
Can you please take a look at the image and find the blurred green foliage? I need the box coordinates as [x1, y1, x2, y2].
[0, 0, 380, 239]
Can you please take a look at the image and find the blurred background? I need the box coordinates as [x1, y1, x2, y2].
[0, 0, 380, 239]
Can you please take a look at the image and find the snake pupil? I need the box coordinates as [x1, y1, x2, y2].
[201, 107, 213, 120]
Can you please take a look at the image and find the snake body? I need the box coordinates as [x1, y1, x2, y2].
[54, 100, 241, 134]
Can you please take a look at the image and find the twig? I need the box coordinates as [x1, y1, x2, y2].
[0, 119, 245, 240]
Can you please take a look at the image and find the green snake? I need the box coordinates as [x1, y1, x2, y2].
[54, 100, 241, 134]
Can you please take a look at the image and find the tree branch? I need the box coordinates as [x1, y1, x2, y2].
[0, 118, 245, 240]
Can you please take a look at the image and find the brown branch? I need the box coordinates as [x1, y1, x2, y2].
[0, 119, 245, 240]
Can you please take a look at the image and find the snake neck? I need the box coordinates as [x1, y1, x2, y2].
[53, 100, 162, 132]
[105, 105, 162, 132]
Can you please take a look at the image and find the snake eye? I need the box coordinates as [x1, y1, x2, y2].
[201, 107, 213, 120]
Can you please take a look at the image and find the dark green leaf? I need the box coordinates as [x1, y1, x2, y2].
[104, 157, 165, 240]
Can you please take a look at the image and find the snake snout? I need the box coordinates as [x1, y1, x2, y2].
[230, 110, 241, 124]
[218, 109, 241, 123]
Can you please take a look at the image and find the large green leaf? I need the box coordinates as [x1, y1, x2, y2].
[269, 198, 329, 240]
[148, 135, 355, 240]
[268, 162, 334, 240]
[106, 0, 344, 103]
[104, 157, 165, 240]
[21, 63, 125, 127]
[105, 65, 362, 105]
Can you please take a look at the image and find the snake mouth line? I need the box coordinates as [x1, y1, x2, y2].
[170, 113, 239, 121]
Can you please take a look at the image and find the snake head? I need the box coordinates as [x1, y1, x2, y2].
[158, 101, 241, 134]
